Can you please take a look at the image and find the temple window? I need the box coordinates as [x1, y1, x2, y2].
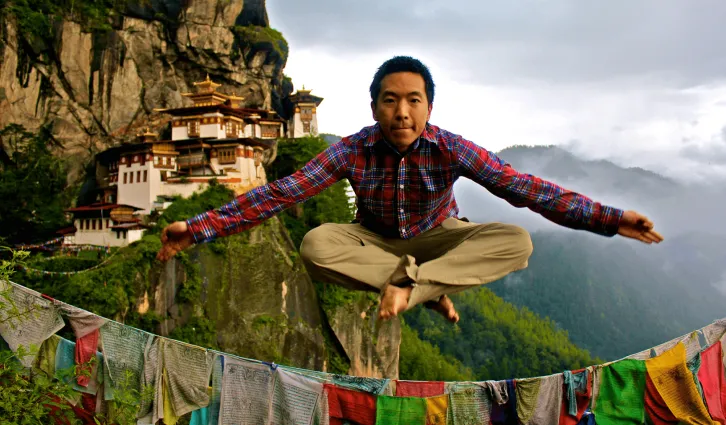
[225, 121, 236, 137]
[261, 124, 279, 138]
[188, 120, 200, 136]
[218, 148, 236, 164]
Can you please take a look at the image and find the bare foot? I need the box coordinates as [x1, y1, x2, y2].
[378, 285, 412, 321]
[424, 295, 460, 324]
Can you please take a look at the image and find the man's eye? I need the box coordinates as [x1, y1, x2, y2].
[411, 99, 421, 103]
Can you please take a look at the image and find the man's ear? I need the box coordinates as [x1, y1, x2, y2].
[427, 103, 433, 121]
[371, 101, 378, 122]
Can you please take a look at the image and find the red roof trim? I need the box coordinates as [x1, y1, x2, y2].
[65, 203, 143, 212]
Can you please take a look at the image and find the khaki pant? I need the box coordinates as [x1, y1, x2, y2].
[299, 217, 533, 311]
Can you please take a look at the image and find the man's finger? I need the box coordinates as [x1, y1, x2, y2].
[643, 229, 663, 243]
[160, 227, 169, 244]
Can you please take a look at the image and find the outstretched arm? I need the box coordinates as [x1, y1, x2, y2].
[157, 141, 350, 261]
[454, 138, 663, 243]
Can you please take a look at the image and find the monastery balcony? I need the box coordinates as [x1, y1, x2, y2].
[177, 160, 206, 168]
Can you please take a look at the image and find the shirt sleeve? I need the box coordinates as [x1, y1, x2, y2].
[454, 137, 624, 236]
[185, 141, 351, 244]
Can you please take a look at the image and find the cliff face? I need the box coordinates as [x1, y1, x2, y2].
[0, 0, 289, 181]
[1, 0, 402, 379]
[149, 218, 401, 378]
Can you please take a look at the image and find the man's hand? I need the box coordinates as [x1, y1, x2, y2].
[156, 221, 195, 262]
[617, 210, 664, 244]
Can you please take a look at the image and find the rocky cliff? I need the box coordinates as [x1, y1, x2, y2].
[151, 217, 400, 378]
[2, 0, 402, 379]
[0, 0, 292, 181]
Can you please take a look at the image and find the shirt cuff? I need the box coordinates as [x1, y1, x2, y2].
[597, 205, 624, 237]
[186, 212, 218, 245]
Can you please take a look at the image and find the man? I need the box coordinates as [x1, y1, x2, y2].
[156, 56, 663, 323]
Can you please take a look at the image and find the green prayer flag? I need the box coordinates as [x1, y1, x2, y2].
[593, 360, 647, 425]
[376, 395, 427, 425]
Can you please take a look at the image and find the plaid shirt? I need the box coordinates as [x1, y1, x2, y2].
[187, 123, 623, 243]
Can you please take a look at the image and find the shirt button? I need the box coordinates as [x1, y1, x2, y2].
[399, 208, 404, 213]
[399, 184, 404, 189]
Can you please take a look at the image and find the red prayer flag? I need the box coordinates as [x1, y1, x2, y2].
[644, 372, 679, 424]
[395, 380, 445, 397]
[697, 342, 726, 424]
[324, 383, 377, 425]
[74, 329, 99, 387]
[559, 368, 592, 425]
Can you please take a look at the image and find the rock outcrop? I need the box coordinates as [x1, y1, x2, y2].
[1, 0, 402, 379]
[0, 0, 289, 182]
[146, 214, 401, 378]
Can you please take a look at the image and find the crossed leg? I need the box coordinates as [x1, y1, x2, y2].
[299, 218, 533, 322]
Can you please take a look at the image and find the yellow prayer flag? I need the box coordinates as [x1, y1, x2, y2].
[426, 394, 448, 425]
[645, 342, 717, 425]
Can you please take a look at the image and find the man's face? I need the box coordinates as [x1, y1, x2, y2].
[371, 71, 433, 152]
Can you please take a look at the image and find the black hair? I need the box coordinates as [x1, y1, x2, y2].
[369, 56, 435, 106]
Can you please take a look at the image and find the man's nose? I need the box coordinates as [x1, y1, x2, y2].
[395, 102, 410, 120]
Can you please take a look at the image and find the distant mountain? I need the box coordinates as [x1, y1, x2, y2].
[404, 284, 600, 381]
[456, 144, 725, 239]
[437, 144, 726, 361]
[496, 145, 679, 200]
[487, 231, 726, 360]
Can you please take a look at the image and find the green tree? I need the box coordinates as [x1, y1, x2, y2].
[268, 136, 355, 247]
[399, 323, 473, 381]
[404, 287, 600, 381]
[0, 124, 71, 245]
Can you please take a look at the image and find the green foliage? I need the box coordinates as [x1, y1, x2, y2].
[404, 287, 600, 381]
[399, 324, 473, 381]
[314, 282, 371, 317]
[246, 314, 291, 365]
[270, 136, 357, 316]
[270, 136, 355, 247]
[176, 251, 202, 304]
[27, 256, 100, 273]
[3, 0, 136, 40]
[169, 317, 217, 350]
[0, 124, 72, 244]
[0, 249, 143, 424]
[150, 182, 235, 233]
[231, 25, 288, 61]
[15, 235, 161, 319]
[0, 347, 82, 425]
[100, 369, 155, 425]
[487, 231, 726, 361]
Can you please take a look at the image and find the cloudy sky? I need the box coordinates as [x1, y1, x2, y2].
[267, 0, 726, 182]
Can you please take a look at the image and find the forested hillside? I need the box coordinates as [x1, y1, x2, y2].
[453, 144, 726, 362]
[404, 287, 599, 381]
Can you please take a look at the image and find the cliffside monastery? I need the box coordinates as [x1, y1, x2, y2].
[63, 76, 323, 247]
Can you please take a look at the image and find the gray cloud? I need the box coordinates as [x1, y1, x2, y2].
[681, 142, 726, 165]
[269, 0, 726, 87]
